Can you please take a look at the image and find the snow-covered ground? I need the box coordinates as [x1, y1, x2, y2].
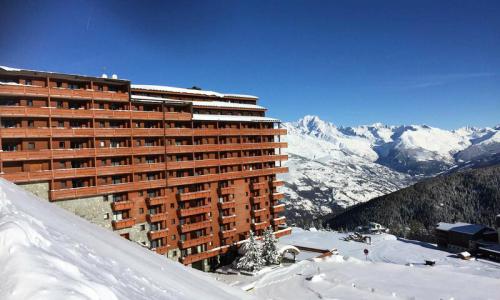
[0, 178, 250, 300]
[212, 228, 500, 300]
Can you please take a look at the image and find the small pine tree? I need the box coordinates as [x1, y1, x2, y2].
[262, 227, 281, 265]
[237, 231, 264, 272]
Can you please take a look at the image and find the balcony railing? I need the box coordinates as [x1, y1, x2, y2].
[274, 227, 292, 238]
[180, 220, 212, 233]
[112, 218, 135, 230]
[273, 192, 285, 200]
[179, 234, 213, 248]
[217, 201, 236, 210]
[251, 181, 268, 190]
[252, 221, 269, 231]
[152, 245, 169, 255]
[272, 216, 286, 226]
[178, 190, 211, 202]
[146, 212, 168, 223]
[251, 195, 267, 204]
[181, 249, 220, 265]
[220, 228, 237, 238]
[178, 205, 211, 217]
[148, 228, 169, 240]
[272, 180, 285, 187]
[146, 196, 166, 206]
[219, 186, 235, 195]
[111, 200, 134, 211]
[251, 208, 267, 217]
[272, 204, 285, 213]
[167, 167, 288, 186]
[219, 215, 236, 224]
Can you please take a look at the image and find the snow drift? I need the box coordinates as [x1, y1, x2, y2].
[0, 178, 250, 300]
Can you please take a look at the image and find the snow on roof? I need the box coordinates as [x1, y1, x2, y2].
[131, 94, 266, 110]
[436, 222, 486, 234]
[0, 178, 250, 300]
[0, 65, 129, 82]
[0, 66, 21, 71]
[479, 244, 500, 255]
[132, 84, 258, 99]
[192, 113, 280, 123]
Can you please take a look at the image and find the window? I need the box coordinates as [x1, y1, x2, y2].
[27, 142, 35, 150]
[27, 100, 33, 107]
[139, 208, 144, 214]
[103, 213, 109, 220]
[56, 81, 62, 88]
[28, 120, 34, 128]
[59, 141, 65, 148]
[25, 79, 32, 85]
[171, 235, 176, 240]
[99, 103, 105, 109]
[140, 224, 146, 231]
[58, 121, 64, 128]
[170, 203, 175, 208]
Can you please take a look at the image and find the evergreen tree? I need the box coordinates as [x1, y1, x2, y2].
[262, 227, 281, 265]
[236, 231, 264, 272]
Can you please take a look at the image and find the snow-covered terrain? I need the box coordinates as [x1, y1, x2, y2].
[212, 228, 500, 299]
[0, 178, 250, 300]
[281, 116, 500, 225]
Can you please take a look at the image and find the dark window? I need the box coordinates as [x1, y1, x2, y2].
[27, 142, 35, 150]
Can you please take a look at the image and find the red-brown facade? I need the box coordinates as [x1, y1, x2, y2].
[0, 66, 290, 268]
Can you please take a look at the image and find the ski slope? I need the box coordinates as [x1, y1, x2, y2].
[0, 178, 250, 300]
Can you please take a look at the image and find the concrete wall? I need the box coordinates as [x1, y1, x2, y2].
[18, 181, 49, 200]
[54, 195, 113, 230]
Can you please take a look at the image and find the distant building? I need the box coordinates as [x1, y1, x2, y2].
[435, 222, 498, 253]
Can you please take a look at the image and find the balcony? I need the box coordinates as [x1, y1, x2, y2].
[219, 215, 236, 224]
[251, 195, 266, 204]
[252, 221, 269, 231]
[178, 205, 211, 217]
[1, 128, 51, 138]
[49, 87, 129, 102]
[146, 196, 166, 206]
[273, 192, 285, 200]
[181, 250, 220, 265]
[272, 204, 285, 213]
[112, 218, 135, 230]
[219, 186, 235, 195]
[132, 128, 165, 137]
[220, 228, 237, 239]
[251, 181, 268, 190]
[148, 228, 169, 240]
[217, 201, 235, 210]
[179, 234, 213, 249]
[111, 200, 134, 211]
[272, 180, 285, 187]
[152, 245, 169, 255]
[272, 216, 286, 226]
[0, 84, 49, 97]
[251, 208, 267, 218]
[146, 212, 168, 223]
[274, 227, 292, 238]
[180, 219, 212, 233]
[178, 190, 211, 202]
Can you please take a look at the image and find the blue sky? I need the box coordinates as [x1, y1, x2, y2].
[1, 0, 499, 129]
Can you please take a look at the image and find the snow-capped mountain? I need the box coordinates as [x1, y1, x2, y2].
[280, 115, 500, 226]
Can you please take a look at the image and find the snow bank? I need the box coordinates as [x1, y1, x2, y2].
[0, 178, 250, 300]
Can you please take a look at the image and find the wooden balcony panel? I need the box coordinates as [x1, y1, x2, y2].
[220, 228, 237, 238]
[180, 220, 212, 233]
[251, 208, 267, 218]
[219, 186, 235, 195]
[218, 201, 236, 210]
[132, 128, 165, 137]
[178, 190, 211, 201]
[164, 128, 193, 137]
[0, 106, 50, 117]
[0, 84, 49, 97]
[274, 227, 292, 238]
[96, 164, 134, 176]
[164, 112, 192, 121]
[111, 200, 134, 211]
[219, 215, 236, 224]
[51, 128, 95, 137]
[92, 90, 129, 102]
[93, 109, 131, 120]
[133, 162, 165, 173]
[1, 128, 51, 138]
[146, 196, 167, 206]
[94, 147, 132, 157]
[179, 234, 213, 249]
[146, 212, 168, 223]
[112, 218, 136, 230]
[135, 179, 166, 190]
[272, 204, 285, 213]
[94, 128, 133, 137]
[130, 110, 163, 120]
[132, 146, 164, 155]
[51, 108, 94, 119]
[166, 160, 195, 170]
[52, 148, 96, 159]
[252, 181, 268, 190]
[272, 180, 285, 187]
[251, 195, 266, 204]
[192, 128, 219, 136]
[148, 228, 169, 240]
[49, 88, 93, 99]
[52, 167, 96, 179]
[167, 174, 220, 186]
[252, 221, 269, 231]
[181, 249, 219, 265]
[273, 192, 285, 200]
[1, 170, 52, 183]
[0, 149, 52, 161]
[152, 245, 169, 255]
[178, 205, 211, 217]
[272, 216, 286, 226]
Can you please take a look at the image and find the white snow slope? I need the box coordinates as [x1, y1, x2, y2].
[252, 228, 500, 299]
[280, 115, 500, 224]
[0, 178, 251, 300]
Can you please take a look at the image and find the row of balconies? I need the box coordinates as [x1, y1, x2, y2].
[180, 219, 212, 233]
[181, 249, 221, 265]
[178, 190, 211, 202]
[0, 106, 191, 121]
[0, 84, 130, 101]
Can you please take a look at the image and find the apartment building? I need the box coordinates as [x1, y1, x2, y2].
[0, 66, 290, 270]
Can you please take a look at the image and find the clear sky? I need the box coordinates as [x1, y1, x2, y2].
[1, 0, 499, 129]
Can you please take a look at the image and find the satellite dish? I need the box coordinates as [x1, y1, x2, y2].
[112, 74, 118, 79]
[101, 73, 108, 78]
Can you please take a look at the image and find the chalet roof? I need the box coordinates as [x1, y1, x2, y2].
[436, 222, 486, 235]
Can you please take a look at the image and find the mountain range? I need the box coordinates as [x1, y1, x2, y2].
[280, 115, 500, 226]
